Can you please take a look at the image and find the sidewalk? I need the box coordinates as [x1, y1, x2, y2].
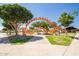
[0, 33, 79, 56]
[0, 34, 67, 56]
[64, 33, 79, 56]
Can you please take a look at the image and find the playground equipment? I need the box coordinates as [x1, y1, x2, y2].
[22, 17, 66, 35]
[47, 26, 66, 35]
[22, 27, 35, 35]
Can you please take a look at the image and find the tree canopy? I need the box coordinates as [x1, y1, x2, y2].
[0, 4, 33, 35]
[29, 21, 52, 30]
[0, 4, 33, 23]
[58, 11, 78, 27]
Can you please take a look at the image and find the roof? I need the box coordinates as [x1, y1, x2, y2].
[66, 26, 77, 30]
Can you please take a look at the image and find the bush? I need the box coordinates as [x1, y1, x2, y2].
[46, 35, 72, 46]
[9, 36, 33, 45]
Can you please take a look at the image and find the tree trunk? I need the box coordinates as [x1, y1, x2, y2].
[13, 24, 18, 36]
[15, 28, 18, 36]
[64, 27, 68, 36]
[6, 28, 9, 35]
[9, 22, 18, 36]
[9, 30, 11, 35]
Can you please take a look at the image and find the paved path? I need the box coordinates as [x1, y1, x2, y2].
[64, 33, 79, 56]
[0, 33, 67, 56]
[0, 33, 79, 56]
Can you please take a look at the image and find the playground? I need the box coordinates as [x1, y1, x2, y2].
[21, 17, 67, 36]
[0, 17, 74, 46]
[0, 17, 77, 55]
[0, 3, 79, 56]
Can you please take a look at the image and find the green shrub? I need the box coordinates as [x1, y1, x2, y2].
[46, 35, 72, 46]
[9, 36, 32, 45]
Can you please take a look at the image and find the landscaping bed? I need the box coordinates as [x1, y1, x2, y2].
[9, 35, 33, 45]
[46, 35, 73, 46]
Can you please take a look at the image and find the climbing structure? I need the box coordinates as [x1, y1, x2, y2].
[47, 26, 66, 35]
[26, 17, 57, 27]
[22, 17, 66, 35]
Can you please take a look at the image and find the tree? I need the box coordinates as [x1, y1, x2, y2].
[58, 11, 78, 34]
[29, 21, 51, 30]
[2, 22, 13, 35]
[58, 11, 78, 28]
[0, 4, 33, 35]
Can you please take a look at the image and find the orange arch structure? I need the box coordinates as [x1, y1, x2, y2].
[26, 17, 57, 28]
[22, 17, 66, 35]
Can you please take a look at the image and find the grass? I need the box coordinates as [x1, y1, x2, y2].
[68, 32, 76, 36]
[46, 35, 73, 46]
[9, 36, 33, 45]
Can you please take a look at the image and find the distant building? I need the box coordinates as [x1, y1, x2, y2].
[66, 26, 78, 32]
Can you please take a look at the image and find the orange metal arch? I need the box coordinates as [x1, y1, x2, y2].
[22, 17, 66, 35]
[26, 17, 57, 28]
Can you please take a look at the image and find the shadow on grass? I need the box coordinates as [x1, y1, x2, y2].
[0, 35, 43, 44]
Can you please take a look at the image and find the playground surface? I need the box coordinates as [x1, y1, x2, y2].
[0, 33, 79, 56]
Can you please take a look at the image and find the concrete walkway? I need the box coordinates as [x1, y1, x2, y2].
[0, 34, 67, 56]
[0, 33, 79, 56]
[64, 33, 79, 56]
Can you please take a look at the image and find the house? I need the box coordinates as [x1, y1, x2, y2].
[66, 26, 77, 32]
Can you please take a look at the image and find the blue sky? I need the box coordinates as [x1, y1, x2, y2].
[0, 3, 79, 30]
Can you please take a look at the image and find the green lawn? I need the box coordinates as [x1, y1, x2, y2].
[9, 36, 33, 45]
[46, 35, 73, 46]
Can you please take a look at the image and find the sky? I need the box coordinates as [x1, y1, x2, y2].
[0, 3, 79, 30]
